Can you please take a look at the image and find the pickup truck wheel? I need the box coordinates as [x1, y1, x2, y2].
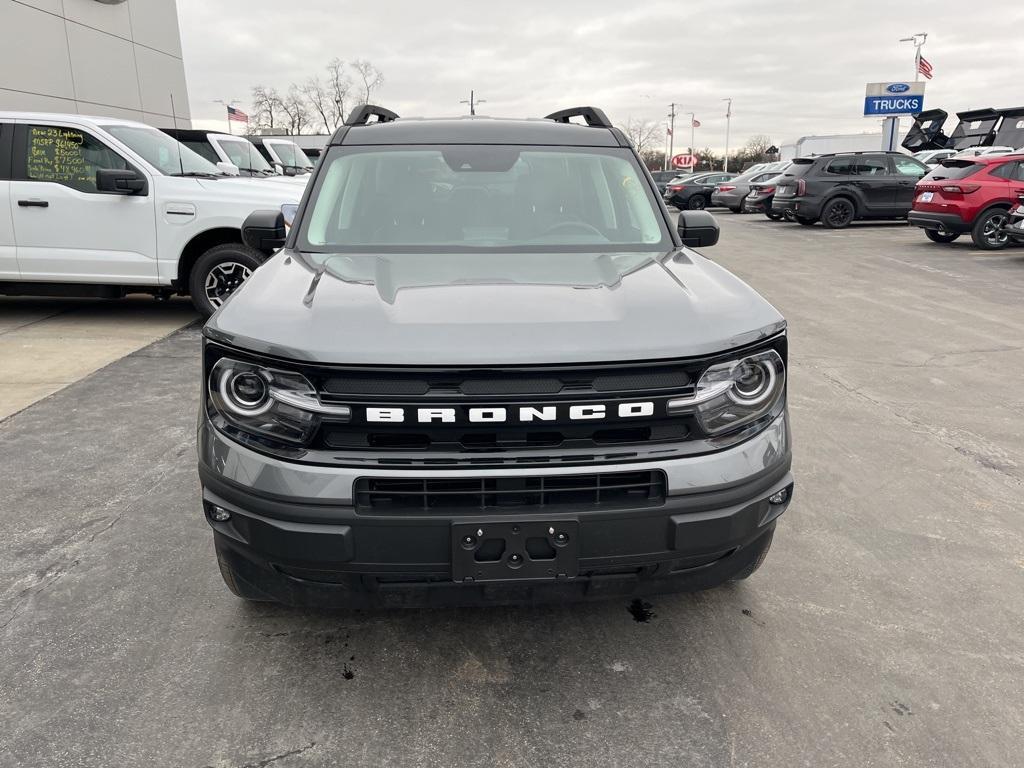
[970, 209, 1010, 250]
[687, 195, 707, 210]
[729, 530, 774, 582]
[189, 243, 263, 317]
[925, 229, 960, 243]
[820, 198, 855, 229]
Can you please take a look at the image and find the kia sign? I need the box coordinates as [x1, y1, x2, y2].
[864, 81, 926, 116]
[671, 153, 697, 168]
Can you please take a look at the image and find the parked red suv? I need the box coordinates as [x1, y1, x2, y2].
[909, 155, 1024, 249]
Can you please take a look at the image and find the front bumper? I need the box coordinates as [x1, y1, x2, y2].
[198, 412, 793, 606]
[907, 210, 970, 234]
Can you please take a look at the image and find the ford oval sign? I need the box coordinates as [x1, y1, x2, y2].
[887, 83, 911, 93]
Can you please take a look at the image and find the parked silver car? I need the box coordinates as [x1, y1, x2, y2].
[711, 162, 790, 212]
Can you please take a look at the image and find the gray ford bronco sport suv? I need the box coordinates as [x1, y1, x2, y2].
[198, 105, 793, 607]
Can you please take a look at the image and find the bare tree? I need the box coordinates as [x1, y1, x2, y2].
[741, 134, 773, 165]
[623, 117, 660, 157]
[351, 59, 384, 105]
[250, 85, 283, 130]
[279, 84, 312, 134]
[302, 77, 334, 133]
[325, 58, 352, 127]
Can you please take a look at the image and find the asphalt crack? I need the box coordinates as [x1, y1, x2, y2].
[202, 741, 317, 768]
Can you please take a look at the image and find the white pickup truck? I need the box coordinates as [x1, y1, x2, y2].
[0, 112, 302, 316]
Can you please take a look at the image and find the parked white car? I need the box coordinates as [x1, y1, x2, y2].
[0, 112, 302, 316]
[911, 148, 957, 166]
[162, 128, 308, 188]
[248, 136, 316, 175]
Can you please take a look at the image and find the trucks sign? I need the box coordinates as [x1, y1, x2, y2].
[864, 82, 926, 116]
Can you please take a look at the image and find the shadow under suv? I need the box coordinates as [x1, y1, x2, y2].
[198, 105, 794, 608]
[771, 151, 930, 228]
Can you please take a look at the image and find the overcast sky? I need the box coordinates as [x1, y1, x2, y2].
[179, 0, 1024, 152]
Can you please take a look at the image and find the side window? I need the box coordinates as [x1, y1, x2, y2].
[1010, 163, 1024, 182]
[892, 156, 929, 177]
[826, 158, 853, 175]
[989, 162, 1016, 180]
[852, 156, 888, 175]
[183, 140, 219, 164]
[22, 125, 128, 193]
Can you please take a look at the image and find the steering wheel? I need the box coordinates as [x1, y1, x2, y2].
[539, 220, 605, 238]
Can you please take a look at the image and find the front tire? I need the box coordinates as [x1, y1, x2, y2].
[970, 209, 1010, 250]
[189, 242, 264, 317]
[820, 198, 856, 229]
[687, 195, 707, 210]
[925, 229, 960, 244]
[765, 209, 784, 221]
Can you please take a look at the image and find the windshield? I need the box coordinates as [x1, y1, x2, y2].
[300, 146, 669, 254]
[103, 125, 221, 176]
[214, 137, 274, 174]
[268, 140, 313, 170]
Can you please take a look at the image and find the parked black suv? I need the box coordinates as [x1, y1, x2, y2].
[771, 151, 930, 228]
[200, 105, 793, 608]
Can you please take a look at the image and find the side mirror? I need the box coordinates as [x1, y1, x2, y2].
[242, 209, 287, 254]
[677, 210, 720, 248]
[216, 161, 240, 176]
[282, 166, 298, 177]
[96, 168, 147, 195]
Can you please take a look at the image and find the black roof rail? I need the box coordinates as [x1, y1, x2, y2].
[345, 104, 400, 126]
[544, 106, 612, 128]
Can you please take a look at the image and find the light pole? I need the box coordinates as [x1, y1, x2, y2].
[666, 103, 677, 171]
[687, 112, 696, 170]
[899, 32, 928, 81]
[722, 98, 732, 172]
[460, 90, 486, 116]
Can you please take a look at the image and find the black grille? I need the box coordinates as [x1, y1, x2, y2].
[355, 470, 666, 513]
[318, 362, 692, 400]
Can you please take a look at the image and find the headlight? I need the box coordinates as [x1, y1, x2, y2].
[668, 349, 785, 435]
[208, 357, 349, 446]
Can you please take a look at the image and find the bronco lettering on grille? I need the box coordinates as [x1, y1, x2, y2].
[364, 402, 656, 424]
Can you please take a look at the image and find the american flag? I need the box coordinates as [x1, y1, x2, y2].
[227, 105, 249, 123]
[917, 54, 934, 80]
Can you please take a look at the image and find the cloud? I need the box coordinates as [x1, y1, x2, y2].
[178, 0, 1024, 151]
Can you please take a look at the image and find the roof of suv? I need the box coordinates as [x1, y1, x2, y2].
[336, 117, 623, 147]
[328, 106, 626, 148]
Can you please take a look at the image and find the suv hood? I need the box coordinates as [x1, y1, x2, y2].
[206, 249, 785, 365]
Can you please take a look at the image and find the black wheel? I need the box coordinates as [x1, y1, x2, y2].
[796, 216, 817, 226]
[215, 540, 272, 601]
[970, 208, 1010, 250]
[925, 229, 960, 244]
[189, 243, 264, 317]
[730, 205, 743, 214]
[820, 198, 856, 229]
[729, 530, 774, 582]
[687, 195, 707, 210]
[765, 209, 784, 221]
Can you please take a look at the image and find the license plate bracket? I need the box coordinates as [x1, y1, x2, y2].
[451, 519, 579, 583]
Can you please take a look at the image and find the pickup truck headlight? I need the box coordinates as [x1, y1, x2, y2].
[208, 357, 349, 446]
[668, 349, 785, 435]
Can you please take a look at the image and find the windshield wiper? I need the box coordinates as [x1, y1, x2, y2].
[170, 171, 224, 178]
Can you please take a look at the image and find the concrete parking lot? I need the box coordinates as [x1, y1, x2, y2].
[2, 216, 1022, 767]
[0, 296, 196, 420]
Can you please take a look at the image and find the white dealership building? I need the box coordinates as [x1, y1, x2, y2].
[0, 0, 191, 127]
